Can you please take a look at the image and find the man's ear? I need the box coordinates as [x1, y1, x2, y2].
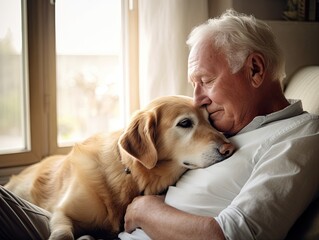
[246, 52, 265, 88]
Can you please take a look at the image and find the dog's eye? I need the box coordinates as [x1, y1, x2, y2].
[177, 118, 193, 128]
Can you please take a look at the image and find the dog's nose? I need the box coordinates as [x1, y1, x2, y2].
[218, 142, 235, 158]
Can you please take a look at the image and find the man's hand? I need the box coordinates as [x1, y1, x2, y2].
[123, 194, 225, 240]
[124, 195, 165, 233]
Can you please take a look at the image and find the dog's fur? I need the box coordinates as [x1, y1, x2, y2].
[5, 95, 234, 240]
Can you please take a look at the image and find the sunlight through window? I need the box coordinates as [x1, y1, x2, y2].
[0, 0, 29, 153]
[55, 0, 124, 146]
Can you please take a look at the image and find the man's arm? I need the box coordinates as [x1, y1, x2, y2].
[124, 195, 225, 240]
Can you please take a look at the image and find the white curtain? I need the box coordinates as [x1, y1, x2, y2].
[138, 0, 208, 107]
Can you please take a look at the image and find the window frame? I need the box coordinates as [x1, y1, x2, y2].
[0, 0, 45, 168]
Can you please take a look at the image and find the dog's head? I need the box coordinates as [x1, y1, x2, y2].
[118, 95, 234, 171]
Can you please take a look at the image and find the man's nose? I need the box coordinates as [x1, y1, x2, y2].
[193, 84, 210, 107]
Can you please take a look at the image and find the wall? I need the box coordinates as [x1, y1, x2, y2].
[267, 21, 319, 83]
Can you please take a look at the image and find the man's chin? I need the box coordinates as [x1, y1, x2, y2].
[209, 119, 224, 132]
[209, 119, 233, 137]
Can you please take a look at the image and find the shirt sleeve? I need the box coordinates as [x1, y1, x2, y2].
[216, 118, 319, 240]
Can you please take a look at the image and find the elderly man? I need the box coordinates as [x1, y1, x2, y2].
[120, 10, 319, 240]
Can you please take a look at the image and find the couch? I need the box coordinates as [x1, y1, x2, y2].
[284, 65, 319, 240]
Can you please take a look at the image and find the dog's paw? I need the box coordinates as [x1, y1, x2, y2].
[49, 230, 74, 240]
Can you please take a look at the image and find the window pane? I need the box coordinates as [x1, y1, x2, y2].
[0, 0, 29, 153]
[56, 0, 124, 146]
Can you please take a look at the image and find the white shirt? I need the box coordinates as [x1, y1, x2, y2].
[119, 100, 319, 240]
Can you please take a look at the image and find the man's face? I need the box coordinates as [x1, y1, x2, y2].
[188, 42, 255, 136]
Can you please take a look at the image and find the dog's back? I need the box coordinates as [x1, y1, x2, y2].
[5, 131, 135, 236]
[5, 155, 65, 206]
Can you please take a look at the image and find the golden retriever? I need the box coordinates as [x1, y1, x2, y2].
[5, 95, 234, 240]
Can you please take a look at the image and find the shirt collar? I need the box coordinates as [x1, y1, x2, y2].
[238, 99, 304, 134]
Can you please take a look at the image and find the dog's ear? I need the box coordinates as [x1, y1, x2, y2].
[118, 110, 158, 169]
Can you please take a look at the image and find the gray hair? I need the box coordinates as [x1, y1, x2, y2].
[186, 9, 286, 82]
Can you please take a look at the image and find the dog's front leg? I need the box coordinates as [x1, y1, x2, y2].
[49, 210, 74, 240]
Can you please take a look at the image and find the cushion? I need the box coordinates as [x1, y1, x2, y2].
[284, 65, 319, 239]
[284, 66, 319, 115]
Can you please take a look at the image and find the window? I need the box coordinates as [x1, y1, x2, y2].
[0, 0, 139, 171]
[55, 0, 124, 146]
[0, 0, 29, 154]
